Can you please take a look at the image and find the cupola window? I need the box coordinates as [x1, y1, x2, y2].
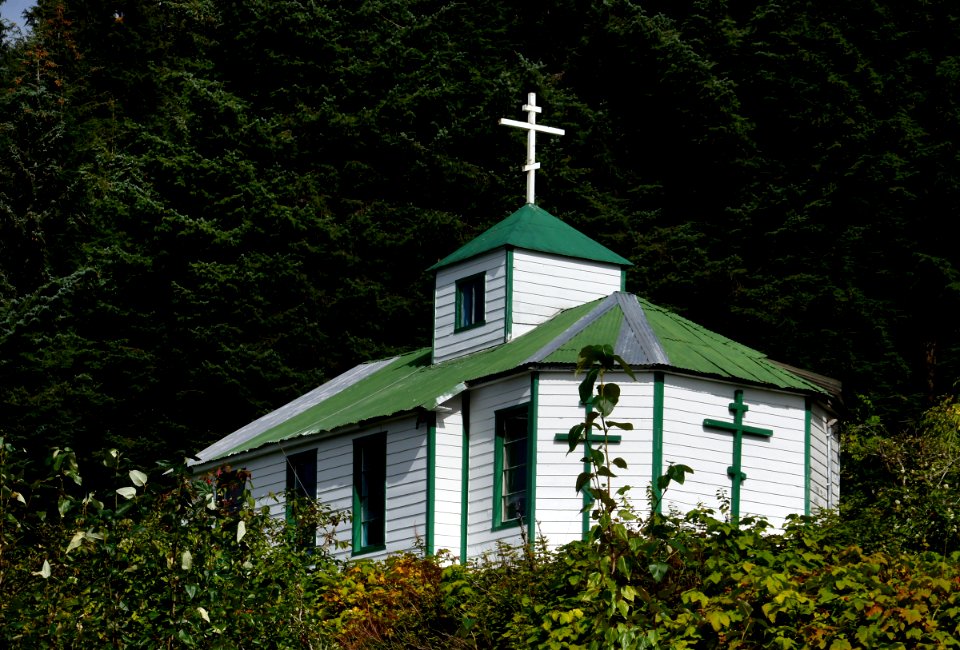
[455, 273, 485, 331]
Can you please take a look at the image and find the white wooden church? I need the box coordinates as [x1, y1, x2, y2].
[193, 94, 841, 561]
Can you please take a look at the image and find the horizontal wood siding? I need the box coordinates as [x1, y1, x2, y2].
[534, 372, 654, 548]
[808, 407, 829, 512]
[511, 250, 622, 337]
[810, 403, 840, 511]
[381, 419, 428, 558]
[660, 376, 806, 529]
[246, 416, 428, 561]
[434, 394, 464, 554]
[466, 374, 530, 557]
[434, 251, 506, 363]
[244, 453, 289, 519]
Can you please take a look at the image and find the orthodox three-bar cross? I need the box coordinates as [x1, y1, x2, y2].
[499, 92, 566, 204]
[702, 390, 773, 525]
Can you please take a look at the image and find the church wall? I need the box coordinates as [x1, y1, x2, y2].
[465, 374, 531, 557]
[433, 251, 506, 363]
[511, 251, 622, 337]
[808, 403, 840, 512]
[659, 375, 806, 528]
[244, 452, 289, 519]
[242, 415, 428, 561]
[433, 394, 464, 555]
[533, 371, 655, 547]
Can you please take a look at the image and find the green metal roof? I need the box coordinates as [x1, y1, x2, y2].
[427, 204, 633, 271]
[195, 293, 835, 464]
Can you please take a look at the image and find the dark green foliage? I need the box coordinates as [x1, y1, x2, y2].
[2, 0, 959, 480]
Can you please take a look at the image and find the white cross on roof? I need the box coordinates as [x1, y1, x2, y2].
[499, 92, 566, 205]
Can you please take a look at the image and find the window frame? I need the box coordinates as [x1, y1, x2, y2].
[352, 433, 387, 555]
[492, 403, 531, 531]
[454, 272, 486, 332]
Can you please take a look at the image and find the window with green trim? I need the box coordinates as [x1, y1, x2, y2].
[493, 404, 529, 529]
[285, 450, 317, 550]
[455, 273, 485, 331]
[353, 433, 387, 554]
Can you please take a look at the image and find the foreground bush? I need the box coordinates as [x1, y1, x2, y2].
[0, 441, 342, 648]
[3, 429, 959, 648]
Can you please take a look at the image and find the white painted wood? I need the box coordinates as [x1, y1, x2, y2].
[808, 403, 840, 511]
[511, 250, 622, 337]
[466, 374, 531, 557]
[498, 92, 565, 204]
[659, 375, 807, 529]
[434, 251, 507, 363]
[434, 394, 464, 554]
[533, 373, 655, 547]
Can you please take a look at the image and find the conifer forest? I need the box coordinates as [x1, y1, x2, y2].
[2, 2, 960, 647]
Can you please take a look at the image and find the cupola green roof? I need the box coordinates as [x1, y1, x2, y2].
[428, 204, 633, 271]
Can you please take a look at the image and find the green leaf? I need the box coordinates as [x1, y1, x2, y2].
[579, 367, 600, 404]
[66, 530, 84, 554]
[236, 520, 246, 543]
[605, 421, 634, 430]
[575, 472, 593, 493]
[567, 424, 584, 453]
[611, 354, 637, 381]
[648, 562, 669, 582]
[611, 457, 628, 469]
[33, 559, 51, 579]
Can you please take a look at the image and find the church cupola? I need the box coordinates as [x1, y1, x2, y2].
[429, 94, 630, 363]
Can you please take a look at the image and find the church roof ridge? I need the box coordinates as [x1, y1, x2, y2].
[195, 292, 836, 464]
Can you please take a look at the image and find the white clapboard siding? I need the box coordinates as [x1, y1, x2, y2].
[660, 375, 806, 528]
[809, 403, 840, 511]
[244, 453, 289, 519]
[434, 251, 507, 363]
[381, 420, 429, 557]
[243, 416, 429, 561]
[534, 372, 656, 547]
[808, 408, 830, 512]
[534, 375, 590, 546]
[466, 374, 531, 557]
[434, 394, 464, 554]
[511, 250, 622, 337]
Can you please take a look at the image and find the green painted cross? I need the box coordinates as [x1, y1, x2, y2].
[554, 426, 621, 537]
[702, 390, 773, 525]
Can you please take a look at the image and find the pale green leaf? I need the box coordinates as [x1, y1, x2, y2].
[116, 486, 137, 500]
[66, 530, 85, 554]
[129, 470, 148, 487]
[33, 559, 51, 579]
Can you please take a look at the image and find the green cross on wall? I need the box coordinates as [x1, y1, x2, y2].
[702, 389, 773, 525]
[555, 419, 622, 537]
